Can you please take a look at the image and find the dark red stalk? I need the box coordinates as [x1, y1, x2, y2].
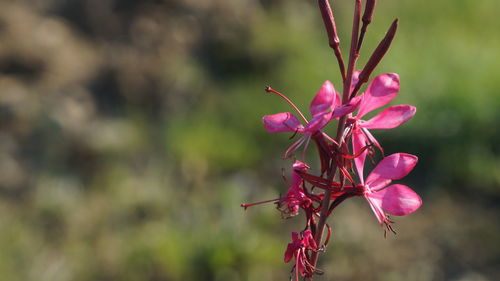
[342, 3, 361, 102]
[350, 19, 398, 99]
[327, 192, 353, 216]
[318, 0, 346, 81]
[336, 144, 371, 159]
[309, 0, 362, 277]
[297, 170, 361, 192]
[357, 0, 377, 51]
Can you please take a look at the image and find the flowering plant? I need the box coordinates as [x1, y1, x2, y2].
[242, 1, 422, 280]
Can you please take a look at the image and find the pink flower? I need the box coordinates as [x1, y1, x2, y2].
[262, 81, 359, 157]
[241, 161, 314, 216]
[284, 230, 318, 281]
[359, 153, 422, 229]
[278, 161, 313, 216]
[349, 73, 416, 178]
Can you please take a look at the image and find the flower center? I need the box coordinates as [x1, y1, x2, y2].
[363, 184, 373, 194]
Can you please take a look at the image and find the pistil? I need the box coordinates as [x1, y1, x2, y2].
[265, 86, 309, 124]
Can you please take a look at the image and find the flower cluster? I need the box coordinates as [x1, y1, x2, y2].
[242, 1, 422, 280]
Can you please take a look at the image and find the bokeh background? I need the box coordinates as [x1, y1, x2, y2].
[0, 0, 499, 280]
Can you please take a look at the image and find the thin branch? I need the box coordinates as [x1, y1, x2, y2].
[357, 0, 377, 52]
[308, 1, 362, 277]
[318, 0, 346, 81]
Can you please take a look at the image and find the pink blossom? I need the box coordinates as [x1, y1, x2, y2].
[284, 230, 318, 281]
[262, 81, 359, 157]
[278, 161, 313, 216]
[241, 161, 314, 216]
[359, 153, 422, 229]
[243, 1, 421, 278]
[349, 73, 416, 178]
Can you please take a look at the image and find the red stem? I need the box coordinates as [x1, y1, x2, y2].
[308, 0, 362, 277]
[357, 0, 377, 51]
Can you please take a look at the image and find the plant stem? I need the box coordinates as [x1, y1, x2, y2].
[357, 0, 377, 52]
[308, 1, 362, 278]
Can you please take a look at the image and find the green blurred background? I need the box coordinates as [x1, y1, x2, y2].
[0, 0, 498, 280]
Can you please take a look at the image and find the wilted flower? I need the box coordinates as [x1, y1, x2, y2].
[284, 230, 318, 281]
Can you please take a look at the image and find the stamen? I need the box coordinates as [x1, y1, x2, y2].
[297, 171, 346, 190]
[265, 86, 309, 124]
[384, 221, 397, 235]
[332, 156, 355, 185]
[361, 127, 384, 156]
[301, 135, 312, 161]
[314, 268, 325, 275]
[336, 143, 372, 159]
[301, 182, 319, 202]
[285, 137, 307, 158]
[340, 124, 353, 145]
[321, 131, 340, 147]
[382, 215, 397, 238]
[301, 253, 319, 275]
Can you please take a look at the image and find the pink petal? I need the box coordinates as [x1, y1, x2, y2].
[303, 111, 332, 133]
[366, 153, 418, 187]
[262, 112, 304, 133]
[357, 73, 400, 119]
[284, 243, 295, 263]
[297, 253, 306, 277]
[331, 95, 362, 119]
[361, 105, 416, 129]
[352, 129, 368, 184]
[369, 184, 422, 216]
[292, 161, 309, 187]
[302, 230, 317, 249]
[310, 81, 336, 117]
[293, 160, 309, 172]
[284, 137, 307, 158]
[368, 178, 392, 191]
[365, 194, 387, 225]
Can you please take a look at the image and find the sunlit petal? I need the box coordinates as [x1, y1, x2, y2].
[357, 73, 400, 118]
[262, 112, 304, 133]
[361, 105, 416, 129]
